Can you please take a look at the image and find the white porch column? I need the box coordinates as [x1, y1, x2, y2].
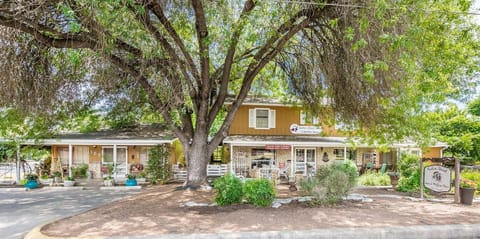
[16, 144, 20, 183]
[229, 144, 234, 174]
[344, 146, 347, 162]
[68, 144, 73, 177]
[290, 145, 294, 180]
[113, 144, 117, 178]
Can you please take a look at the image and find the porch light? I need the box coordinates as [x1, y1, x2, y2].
[322, 152, 329, 162]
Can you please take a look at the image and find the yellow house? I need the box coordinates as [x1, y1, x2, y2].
[26, 124, 176, 181]
[223, 97, 447, 181]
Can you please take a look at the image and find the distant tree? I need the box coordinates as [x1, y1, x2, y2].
[0, 1, 478, 187]
[428, 101, 480, 165]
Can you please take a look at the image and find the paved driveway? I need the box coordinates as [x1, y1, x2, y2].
[0, 187, 140, 239]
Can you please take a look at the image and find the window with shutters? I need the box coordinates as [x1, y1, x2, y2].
[249, 108, 276, 129]
[300, 110, 319, 125]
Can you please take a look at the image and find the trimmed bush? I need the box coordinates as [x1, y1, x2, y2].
[358, 171, 391, 186]
[300, 161, 358, 205]
[243, 178, 276, 207]
[213, 174, 243, 206]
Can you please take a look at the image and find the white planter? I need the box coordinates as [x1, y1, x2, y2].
[39, 178, 53, 185]
[104, 179, 115, 187]
[63, 180, 75, 187]
[136, 178, 146, 184]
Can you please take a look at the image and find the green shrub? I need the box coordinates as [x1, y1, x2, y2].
[358, 171, 391, 186]
[71, 164, 88, 178]
[396, 153, 421, 193]
[243, 178, 276, 207]
[397, 169, 421, 192]
[461, 169, 480, 190]
[213, 174, 243, 206]
[300, 161, 358, 205]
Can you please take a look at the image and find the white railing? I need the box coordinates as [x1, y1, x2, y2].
[207, 164, 228, 177]
[171, 164, 229, 182]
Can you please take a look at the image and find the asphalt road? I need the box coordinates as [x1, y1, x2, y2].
[0, 187, 140, 239]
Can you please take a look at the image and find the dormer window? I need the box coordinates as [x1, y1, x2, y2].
[249, 108, 276, 129]
[300, 110, 319, 125]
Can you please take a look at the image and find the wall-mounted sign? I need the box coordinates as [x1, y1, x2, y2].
[265, 145, 291, 150]
[290, 124, 322, 135]
[424, 165, 451, 192]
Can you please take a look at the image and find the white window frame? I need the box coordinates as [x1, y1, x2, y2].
[333, 148, 345, 160]
[102, 146, 128, 177]
[300, 110, 319, 125]
[249, 108, 276, 129]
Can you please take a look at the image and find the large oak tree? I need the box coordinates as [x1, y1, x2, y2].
[0, 0, 478, 187]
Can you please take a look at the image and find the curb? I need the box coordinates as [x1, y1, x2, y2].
[24, 222, 105, 239]
[25, 224, 480, 239]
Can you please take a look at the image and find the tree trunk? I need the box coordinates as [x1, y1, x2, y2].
[184, 137, 210, 188]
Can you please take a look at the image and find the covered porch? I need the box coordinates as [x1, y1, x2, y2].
[223, 135, 351, 183]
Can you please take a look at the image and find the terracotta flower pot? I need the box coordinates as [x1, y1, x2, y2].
[388, 173, 400, 189]
[460, 187, 475, 205]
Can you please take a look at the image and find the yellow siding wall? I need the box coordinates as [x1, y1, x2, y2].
[423, 147, 442, 158]
[228, 105, 340, 136]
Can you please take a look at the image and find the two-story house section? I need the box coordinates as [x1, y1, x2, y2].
[223, 97, 447, 182]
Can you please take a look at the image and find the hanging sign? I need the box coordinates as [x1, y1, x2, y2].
[424, 165, 451, 192]
[290, 124, 322, 134]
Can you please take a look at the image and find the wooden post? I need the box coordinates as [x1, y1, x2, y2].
[454, 158, 460, 203]
[420, 159, 424, 199]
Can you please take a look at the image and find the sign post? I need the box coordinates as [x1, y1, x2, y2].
[421, 157, 459, 203]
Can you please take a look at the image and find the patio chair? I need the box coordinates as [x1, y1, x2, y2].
[380, 163, 387, 174]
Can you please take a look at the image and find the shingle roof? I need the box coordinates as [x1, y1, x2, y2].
[56, 124, 175, 141]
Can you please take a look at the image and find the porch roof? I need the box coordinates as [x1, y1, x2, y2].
[223, 135, 347, 147]
[22, 124, 175, 146]
[223, 135, 448, 149]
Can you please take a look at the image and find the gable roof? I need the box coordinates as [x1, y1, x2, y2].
[22, 124, 176, 146]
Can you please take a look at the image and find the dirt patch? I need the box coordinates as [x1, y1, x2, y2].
[42, 184, 480, 237]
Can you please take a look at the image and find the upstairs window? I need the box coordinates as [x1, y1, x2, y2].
[300, 110, 319, 125]
[249, 108, 276, 129]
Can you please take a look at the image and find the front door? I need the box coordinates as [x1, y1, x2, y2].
[102, 147, 128, 179]
[295, 149, 306, 175]
[295, 148, 316, 176]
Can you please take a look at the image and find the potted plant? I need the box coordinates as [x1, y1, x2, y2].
[387, 164, 400, 189]
[24, 174, 38, 189]
[39, 174, 53, 185]
[63, 176, 75, 187]
[52, 171, 62, 184]
[136, 171, 147, 184]
[125, 174, 137, 186]
[103, 175, 115, 187]
[460, 179, 477, 205]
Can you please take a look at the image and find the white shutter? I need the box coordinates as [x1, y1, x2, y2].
[268, 109, 276, 128]
[249, 109, 256, 128]
[300, 111, 306, 125]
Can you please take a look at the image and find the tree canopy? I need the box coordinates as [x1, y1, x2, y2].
[0, 0, 479, 186]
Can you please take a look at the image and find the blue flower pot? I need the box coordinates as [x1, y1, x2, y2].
[25, 180, 38, 189]
[126, 179, 137, 186]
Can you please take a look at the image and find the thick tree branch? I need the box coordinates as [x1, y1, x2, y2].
[209, 7, 323, 152]
[207, 0, 256, 129]
[128, 4, 198, 103]
[148, 1, 200, 83]
[191, 0, 210, 102]
[0, 16, 96, 49]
